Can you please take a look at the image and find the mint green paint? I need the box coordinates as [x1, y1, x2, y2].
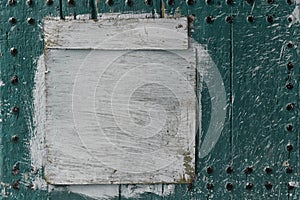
[0, 0, 299, 199]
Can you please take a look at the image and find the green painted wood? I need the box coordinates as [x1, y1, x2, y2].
[0, 0, 299, 199]
[232, 1, 299, 199]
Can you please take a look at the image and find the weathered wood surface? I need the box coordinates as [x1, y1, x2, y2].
[44, 49, 196, 184]
[44, 18, 188, 50]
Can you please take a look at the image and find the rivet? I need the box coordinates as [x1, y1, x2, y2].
[27, 18, 35, 24]
[246, 0, 254, 4]
[286, 144, 293, 152]
[145, 0, 152, 5]
[246, 182, 253, 190]
[287, 62, 293, 70]
[11, 135, 19, 142]
[46, 0, 53, 6]
[8, 0, 16, 6]
[206, 166, 213, 174]
[206, 183, 214, 190]
[10, 75, 18, 84]
[167, 0, 174, 5]
[286, 124, 293, 131]
[286, 0, 292, 4]
[286, 82, 293, 90]
[264, 167, 272, 174]
[287, 42, 294, 48]
[67, 0, 75, 5]
[11, 106, 19, 113]
[267, 0, 274, 4]
[264, 181, 273, 190]
[247, 15, 254, 22]
[286, 103, 294, 111]
[9, 17, 17, 24]
[226, 182, 233, 190]
[27, 0, 33, 5]
[11, 180, 20, 190]
[106, 0, 114, 6]
[266, 15, 273, 23]
[125, 0, 133, 6]
[243, 166, 253, 174]
[288, 17, 293, 23]
[11, 163, 19, 175]
[286, 166, 293, 174]
[226, 0, 233, 4]
[206, 16, 214, 24]
[27, 182, 34, 190]
[186, 0, 195, 5]
[226, 166, 233, 173]
[226, 16, 233, 23]
[10, 48, 18, 56]
[288, 183, 294, 190]
[206, 0, 213, 4]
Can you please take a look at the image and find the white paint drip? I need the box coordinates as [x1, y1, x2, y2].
[0, 80, 4, 87]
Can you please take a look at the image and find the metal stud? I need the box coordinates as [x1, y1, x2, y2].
[286, 103, 294, 111]
[266, 15, 273, 23]
[11, 106, 19, 113]
[226, 182, 233, 190]
[9, 17, 17, 24]
[125, 0, 133, 6]
[186, 0, 195, 5]
[145, 0, 152, 5]
[27, 0, 33, 5]
[10, 75, 18, 84]
[206, 16, 214, 24]
[27, 18, 35, 24]
[286, 166, 293, 174]
[286, 82, 293, 90]
[226, 0, 233, 4]
[287, 42, 294, 48]
[11, 135, 19, 142]
[206, 166, 213, 174]
[267, 0, 274, 4]
[287, 0, 292, 4]
[206, 0, 213, 4]
[287, 62, 293, 70]
[106, 0, 114, 6]
[264, 167, 272, 174]
[226, 16, 233, 23]
[246, 0, 254, 4]
[226, 166, 233, 173]
[288, 16, 293, 23]
[264, 181, 273, 190]
[46, 0, 53, 5]
[247, 15, 254, 22]
[67, 0, 75, 5]
[243, 166, 253, 174]
[286, 144, 293, 152]
[206, 183, 213, 190]
[288, 183, 294, 190]
[286, 124, 293, 131]
[11, 180, 20, 190]
[246, 182, 253, 190]
[11, 163, 19, 175]
[167, 0, 174, 5]
[8, 0, 16, 6]
[10, 48, 18, 56]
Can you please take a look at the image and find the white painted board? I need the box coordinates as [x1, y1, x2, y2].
[44, 18, 188, 50]
[43, 17, 195, 185]
[44, 49, 196, 185]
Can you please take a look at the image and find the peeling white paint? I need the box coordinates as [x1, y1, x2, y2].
[68, 185, 119, 200]
[0, 80, 4, 87]
[289, 0, 300, 26]
[31, 55, 46, 189]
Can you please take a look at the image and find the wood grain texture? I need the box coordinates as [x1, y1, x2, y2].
[44, 18, 188, 50]
[43, 48, 196, 185]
